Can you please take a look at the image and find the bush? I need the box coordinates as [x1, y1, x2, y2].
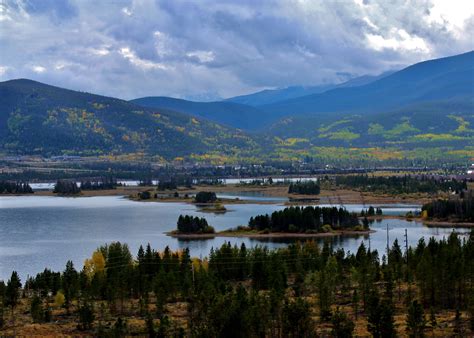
[138, 191, 151, 200]
[322, 224, 333, 233]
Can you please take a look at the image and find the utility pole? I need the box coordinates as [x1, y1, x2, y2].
[404, 228, 408, 265]
[386, 224, 390, 262]
[191, 263, 195, 287]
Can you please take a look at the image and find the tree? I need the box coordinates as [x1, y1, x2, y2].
[406, 300, 425, 337]
[367, 291, 395, 338]
[146, 313, 156, 338]
[53, 180, 80, 195]
[77, 302, 95, 330]
[62, 260, 79, 313]
[30, 295, 44, 323]
[332, 307, 355, 338]
[5, 271, 21, 315]
[54, 291, 65, 308]
[282, 298, 315, 337]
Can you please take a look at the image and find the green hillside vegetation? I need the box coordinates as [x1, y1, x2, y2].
[0, 79, 263, 160]
[269, 99, 474, 153]
[1, 75, 473, 165]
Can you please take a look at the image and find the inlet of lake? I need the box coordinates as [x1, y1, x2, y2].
[0, 195, 469, 280]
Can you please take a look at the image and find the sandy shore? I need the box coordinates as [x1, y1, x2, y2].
[424, 221, 474, 228]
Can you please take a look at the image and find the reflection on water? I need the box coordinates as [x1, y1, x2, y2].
[0, 195, 464, 280]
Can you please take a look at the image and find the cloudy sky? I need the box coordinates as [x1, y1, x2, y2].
[1, 0, 473, 100]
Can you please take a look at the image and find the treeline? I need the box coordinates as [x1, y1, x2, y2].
[4, 233, 474, 335]
[137, 177, 193, 190]
[334, 174, 468, 194]
[176, 215, 215, 234]
[158, 178, 193, 190]
[360, 206, 383, 217]
[248, 206, 361, 232]
[0, 181, 33, 194]
[422, 191, 474, 222]
[80, 177, 117, 190]
[53, 180, 80, 195]
[288, 180, 321, 195]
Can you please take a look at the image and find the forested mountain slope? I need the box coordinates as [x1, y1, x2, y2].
[0, 79, 262, 159]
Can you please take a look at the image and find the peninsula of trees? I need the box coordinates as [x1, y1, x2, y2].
[422, 191, 474, 222]
[248, 206, 363, 233]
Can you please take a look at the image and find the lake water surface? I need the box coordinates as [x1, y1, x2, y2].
[0, 195, 467, 280]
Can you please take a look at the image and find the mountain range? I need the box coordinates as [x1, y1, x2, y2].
[1, 51, 473, 163]
[224, 71, 395, 106]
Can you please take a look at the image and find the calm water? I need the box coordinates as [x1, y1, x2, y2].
[0, 195, 467, 281]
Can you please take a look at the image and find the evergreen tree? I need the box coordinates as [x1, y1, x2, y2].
[5, 271, 21, 315]
[62, 260, 79, 313]
[331, 307, 355, 338]
[406, 300, 425, 337]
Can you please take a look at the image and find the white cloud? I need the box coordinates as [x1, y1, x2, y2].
[119, 47, 168, 70]
[32, 65, 46, 73]
[186, 50, 215, 63]
[90, 47, 110, 56]
[0, 66, 8, 76]
[366, 29, 430, 53]
[121, 7, 132, 17]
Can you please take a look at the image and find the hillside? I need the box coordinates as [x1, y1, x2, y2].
[0, 79, 262, 160]
[269, 98, 474, 150]
[130, 97, 271, 130]
[262, 51, 474, 118]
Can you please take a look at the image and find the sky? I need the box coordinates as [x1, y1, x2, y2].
[1, 0, 473, 100]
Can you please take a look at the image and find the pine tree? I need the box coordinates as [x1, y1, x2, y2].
[406, 300, 425, 337]
[331, 307, 355, 337]
[5, 271, 21, 315]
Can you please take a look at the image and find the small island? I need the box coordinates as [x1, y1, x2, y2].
[168, 206, 371, 239]
[168, 215, 216, 238]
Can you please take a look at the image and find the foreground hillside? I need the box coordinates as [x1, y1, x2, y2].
[1, 235, 473, 336]
[0, 79, 262, 160]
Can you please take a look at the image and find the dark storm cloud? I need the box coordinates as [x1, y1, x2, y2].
[0, 0, 472, 99]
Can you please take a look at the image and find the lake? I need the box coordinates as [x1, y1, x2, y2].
[0, 195, 467, 280]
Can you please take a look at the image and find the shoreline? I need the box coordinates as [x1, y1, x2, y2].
[424, 220, 474, 228]
[166, 229, 375, 239]
[12, 182, 440, 205]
